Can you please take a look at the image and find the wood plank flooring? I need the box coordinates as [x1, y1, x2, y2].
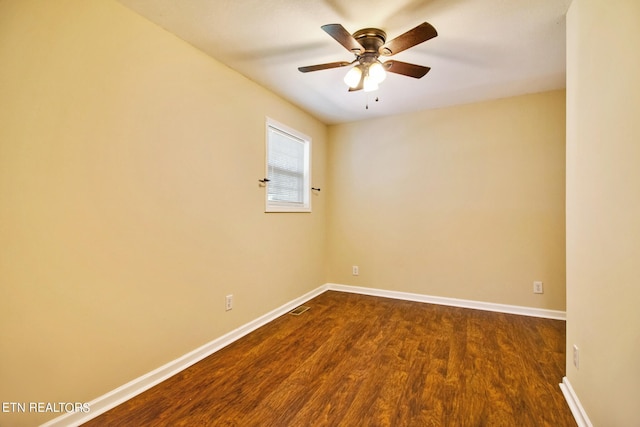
[83, 291, 576, 426]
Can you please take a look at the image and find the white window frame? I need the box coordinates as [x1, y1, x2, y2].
[265, 117, 311, 213]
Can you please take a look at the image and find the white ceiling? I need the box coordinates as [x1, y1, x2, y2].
[117, 0, 571, 125]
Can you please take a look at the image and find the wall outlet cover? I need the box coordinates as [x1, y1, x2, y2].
[533, 281, 544, 294]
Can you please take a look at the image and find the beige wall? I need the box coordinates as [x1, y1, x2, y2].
[327, 91, 566, 310]
[0, 1, 327, 425]
[566, 0, 640, 425]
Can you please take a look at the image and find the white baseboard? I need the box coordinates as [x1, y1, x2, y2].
[42, 282, 566, 426]
[325, 283, 566, 320]
[560, 377, 593, 427]
[40, 285, 328, 427]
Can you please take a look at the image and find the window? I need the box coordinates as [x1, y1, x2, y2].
[265, 118, 311, 212]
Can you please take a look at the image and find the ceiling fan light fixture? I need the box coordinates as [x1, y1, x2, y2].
[363, 75, 379, 92]
[369, 61, 386, 84]
[343, 66, 362, 88]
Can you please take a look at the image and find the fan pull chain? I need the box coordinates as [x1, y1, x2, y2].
[365, 95, 380, 110]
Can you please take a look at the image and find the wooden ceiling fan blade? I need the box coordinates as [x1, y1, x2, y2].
[298, 61, 352, 73]
[321, 24, 364, 54]
[379, 22, 437, 56]
[383, 60, 431, 78]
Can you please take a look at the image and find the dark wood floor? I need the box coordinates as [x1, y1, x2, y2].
[84, 291, 576, 426]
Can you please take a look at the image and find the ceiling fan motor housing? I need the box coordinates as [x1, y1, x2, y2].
[353, 28, 387, 60]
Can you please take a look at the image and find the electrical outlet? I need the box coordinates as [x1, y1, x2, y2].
[533, 281, 544, 294]
[225, 294, 233, 311]
[352, 266, 359, 276]
[573, 344, 579, 369]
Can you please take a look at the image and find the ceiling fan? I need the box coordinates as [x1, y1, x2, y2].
[298, 22, 437, 92]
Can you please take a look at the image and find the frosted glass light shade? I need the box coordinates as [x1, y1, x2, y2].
[369, 61, 386, 84]
[343, 66, 362, 88]
[363, 75, 379, 92]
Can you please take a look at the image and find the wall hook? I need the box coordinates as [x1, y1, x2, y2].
[258, 178, 271, 183]
[311, 187, 321, 192]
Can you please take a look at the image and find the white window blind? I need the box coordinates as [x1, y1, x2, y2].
[265, 118, 311, 212]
